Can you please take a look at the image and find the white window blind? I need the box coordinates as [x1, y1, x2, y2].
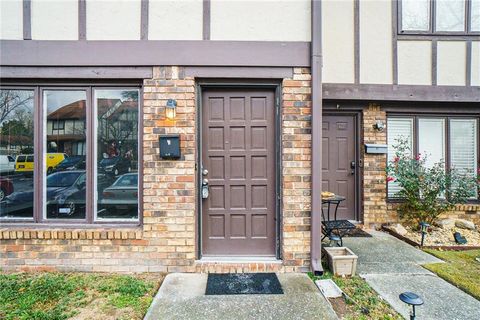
[450, 119, 478, 198]
[418, 118, 446, 168]
[387, 118, 414, 197]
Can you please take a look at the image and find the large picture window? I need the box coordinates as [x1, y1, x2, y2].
[0, 86, 141, 223]
[399, 0, 480, 34]
[387, 115, 479, 199]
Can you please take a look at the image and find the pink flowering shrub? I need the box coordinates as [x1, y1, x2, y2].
[386, 138, 479, 226]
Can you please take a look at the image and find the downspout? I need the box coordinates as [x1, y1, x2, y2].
[310, 0, 323, 275]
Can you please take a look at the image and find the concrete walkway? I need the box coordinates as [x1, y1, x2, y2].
[342, 230, 480, 320]
[144, 273, 338, 320]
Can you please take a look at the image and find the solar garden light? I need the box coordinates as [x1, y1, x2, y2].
[399, 292, 424, 320]
[419, 222, 430, 247]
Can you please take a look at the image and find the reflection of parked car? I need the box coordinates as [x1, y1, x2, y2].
[0, 155, 15, 174]
[15, 154, 34, 174]
[101, 173, 138, 210]
[53, 156, 86, 172]
[0, 177, 14, 201]
[98, 156, 131, 177]
[15, 153, 68, 174]
[0, 170, 110, 218]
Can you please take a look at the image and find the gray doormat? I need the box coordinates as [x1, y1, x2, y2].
[342, 228, 372, 238]
[205, 273, 284, 295]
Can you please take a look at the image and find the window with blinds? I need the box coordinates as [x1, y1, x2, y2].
[450, 119, 478, 199]
[386, 115, 479, 200]
[387, 118, 413, 197]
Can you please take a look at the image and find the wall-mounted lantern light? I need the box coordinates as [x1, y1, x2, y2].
[166, 99, 177, 120]
[373, 120, 385, 132]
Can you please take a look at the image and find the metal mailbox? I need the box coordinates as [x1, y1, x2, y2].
[159, 134, 181, 159]
[364, 144, 388, 154]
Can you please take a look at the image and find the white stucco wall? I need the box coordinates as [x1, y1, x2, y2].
[397, 41, 432, 85]
[87, 0, 141, 40]
[0, 0, 23, 40]
[31, 0, 78, 40]
[437, 41, 466, 86]
[149, 0, 202, 40]
[472, 42, 480, 86]
[322, 0, 355, 83]
[210, 0, 310, 41]
[359, 0, 392, 84]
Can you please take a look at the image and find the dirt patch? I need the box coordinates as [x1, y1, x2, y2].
[70, 298, 133, 320]
[328, 297, 349, 319]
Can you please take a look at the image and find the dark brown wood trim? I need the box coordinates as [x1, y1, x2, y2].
[354, 0, 360, 84]
[322, 84, 480, 102]
[86, 87, 94, 223]
[311, 0, 323, 275]
[185, 67, 293, 79]
[392, 0, 399, 85]
[398, 34, 480, 40]
[0, 40, 311, 67]
[466, 40, 472, 86]
[23, 0, 31, 40]
[78, 0, 86, 40]
[141, 0, 149, 40]
[0, 66, 153, 79]
[203, 0, 211, 40]
[432, 40, 437, 85]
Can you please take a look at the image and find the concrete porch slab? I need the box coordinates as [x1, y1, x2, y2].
[144, 273, 338, 320]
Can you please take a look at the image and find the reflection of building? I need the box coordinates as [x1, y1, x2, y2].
[47, 100, 87, 155]
[0, 135, 32, 154]
[47, 99, 138, 157]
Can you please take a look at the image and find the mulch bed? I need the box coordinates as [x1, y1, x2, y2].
[382, 226, 480, 251]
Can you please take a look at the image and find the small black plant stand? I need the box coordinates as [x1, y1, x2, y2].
[321, 195, 355, 246]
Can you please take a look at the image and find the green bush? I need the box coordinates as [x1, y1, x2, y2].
[386, 138, 478, 226]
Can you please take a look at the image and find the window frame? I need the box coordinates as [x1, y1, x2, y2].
[398, 0, 480, 36]
[387, 113, 480, 202]
[0, 84, 143, 226]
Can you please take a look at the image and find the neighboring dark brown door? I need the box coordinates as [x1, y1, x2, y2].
[322, 115, 357, 220]
[201, 88, 276, 256]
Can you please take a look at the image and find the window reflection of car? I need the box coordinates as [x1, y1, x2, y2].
[0, 177, 14, 201]
[98, 156, 131, 177]
[0, 170, 110, 218]
[100, 173, 138, 211]
[52, 156, 86, 173]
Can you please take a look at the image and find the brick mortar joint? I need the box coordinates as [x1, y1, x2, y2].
[0, 229, 143, 240]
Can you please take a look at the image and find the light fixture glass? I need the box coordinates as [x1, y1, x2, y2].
[166, 99, 177, 120]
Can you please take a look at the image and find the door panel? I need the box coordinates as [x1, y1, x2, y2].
[322, 115, 357, 220]
[202, 89, 276, 256]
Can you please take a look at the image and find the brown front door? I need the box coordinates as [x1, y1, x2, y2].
[322, 115, 357, 220]
[201, 88, 276, 256]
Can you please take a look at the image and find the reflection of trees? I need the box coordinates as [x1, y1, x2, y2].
[0, 90, 34, 153]
[0, 90, 33, 124]
[98, 95, 138, 159]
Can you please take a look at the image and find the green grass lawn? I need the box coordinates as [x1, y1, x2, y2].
[0, 272, 163, 320]
[423, 249, 480, 301]
[308, 271, 401, 320]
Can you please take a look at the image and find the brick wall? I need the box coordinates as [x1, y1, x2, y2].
[1, 66, 313, 273]
[281, 68, 312, 273]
